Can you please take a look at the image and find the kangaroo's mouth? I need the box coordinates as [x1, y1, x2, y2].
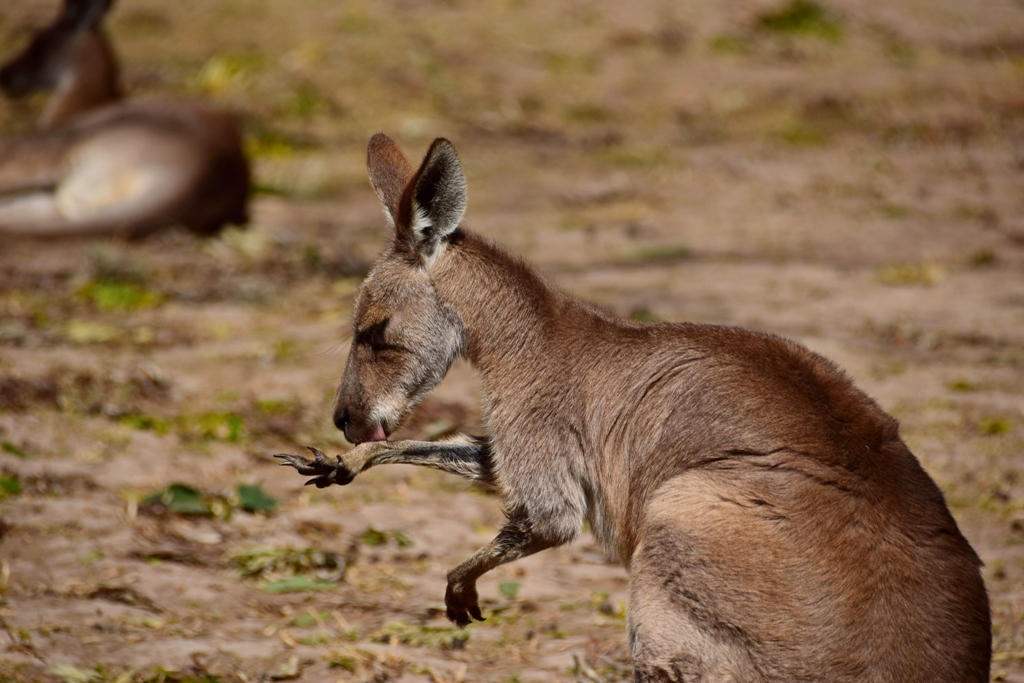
[365, 423, 387, 443]
[348, 421, 387, 445]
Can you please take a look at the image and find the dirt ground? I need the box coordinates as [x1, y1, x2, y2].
[0, 0, 1023, 681]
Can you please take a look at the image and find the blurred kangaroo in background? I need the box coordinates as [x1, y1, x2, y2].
[0, 0, 249, 239]
[278, 134, 991, 682]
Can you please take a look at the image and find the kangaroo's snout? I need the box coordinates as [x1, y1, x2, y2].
[333, 407, 349, 433]
[333, 405, 386, 445]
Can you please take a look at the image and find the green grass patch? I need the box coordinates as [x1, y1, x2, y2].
[255, 398, 300, 415]
[121, 414, 172, 435]
[326, 652, 358, 673]
[79, 550, 104, 565]
[78, 282, 163, 311]
[244, 125, 302, 159]
[227, 545, 346, 583]
[188, 51, 266, 96]
[121, 412, 246, 443]
[1, 442, 29, 458]
[361, 526, 414, 548]
[499, 581, 521, 599]
[757, 0, 843, 42]
[235, 484, 278, 514]
[374, 621, 469, 649]
[139, 483, 274, 518]
[289, 611, 333, 628]
[775, 119, 827, 146]
[281, 83, 332, 120]
[979, 417, 1012, 436]
[262, 575, 338, 594]
[966, 249, 996, 268]
[194, 412, 245, 442]
[0, 474, 21, 499]
[269, 338, 303, 364]
[142, 483, 212, 516]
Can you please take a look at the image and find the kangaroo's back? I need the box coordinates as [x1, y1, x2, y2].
[592, 323, 991, 681]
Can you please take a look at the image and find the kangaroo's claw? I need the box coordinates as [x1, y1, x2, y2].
[445, 580, 484, 628]
[274, 446, 356, 487]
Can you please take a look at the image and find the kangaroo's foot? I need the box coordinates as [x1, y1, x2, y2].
[444, 578, 484, 628]
[274, 446, 355, 488]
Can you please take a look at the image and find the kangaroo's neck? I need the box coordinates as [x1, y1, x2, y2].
[40, 29, 123, 130]
[433, 231, 571, 373]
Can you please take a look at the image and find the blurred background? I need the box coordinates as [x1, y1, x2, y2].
[0, 0, 1022, 681]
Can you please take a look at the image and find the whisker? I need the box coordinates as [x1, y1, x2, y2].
[316, 338, 349, 360]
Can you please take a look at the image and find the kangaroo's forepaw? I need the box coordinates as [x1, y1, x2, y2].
[445, 581, 484, 628]
[274, 446, 355, 488]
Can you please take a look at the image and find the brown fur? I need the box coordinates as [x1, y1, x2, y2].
[280, 135, 991, 682]
[0, 0, 249, 239]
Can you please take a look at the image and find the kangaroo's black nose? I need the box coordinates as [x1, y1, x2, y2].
[333, 407, 349, 433]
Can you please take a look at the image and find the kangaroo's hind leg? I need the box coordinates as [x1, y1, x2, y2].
[627, 467, 855, 683]
[627, 472, 765, 683]
[627, 458, 989, 683]
[0, 126, 201, 239]
[52, 126, 202, 236]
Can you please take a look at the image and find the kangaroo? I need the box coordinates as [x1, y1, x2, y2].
[277, 134, 991, 682]
[0, 0, 250, 239]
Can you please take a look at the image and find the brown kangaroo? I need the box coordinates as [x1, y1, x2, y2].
[0, 0, 250, 239]
[278, 134, 991, 682]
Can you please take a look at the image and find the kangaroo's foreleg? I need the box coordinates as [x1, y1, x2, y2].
[444, 511, 557, 627]
[275, 436, 493, 488]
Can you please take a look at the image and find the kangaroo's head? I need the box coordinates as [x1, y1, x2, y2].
[0, 0, 120, 126]
[333, 134, 468, 444]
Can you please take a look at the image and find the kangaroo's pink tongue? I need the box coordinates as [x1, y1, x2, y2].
[366, 423, 387, 443]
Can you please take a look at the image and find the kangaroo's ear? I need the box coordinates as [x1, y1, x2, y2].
[61, 0, 114, 30]
[398, 138, 466, 258]
[366, 133, 413, 228]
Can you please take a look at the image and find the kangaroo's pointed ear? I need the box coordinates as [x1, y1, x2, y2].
[61, 0, 114, 30]
[398, 138, 467, 258]
[366, 133, 413, 228]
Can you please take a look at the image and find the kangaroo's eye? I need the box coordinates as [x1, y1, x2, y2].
[355, 319, 396, 352]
